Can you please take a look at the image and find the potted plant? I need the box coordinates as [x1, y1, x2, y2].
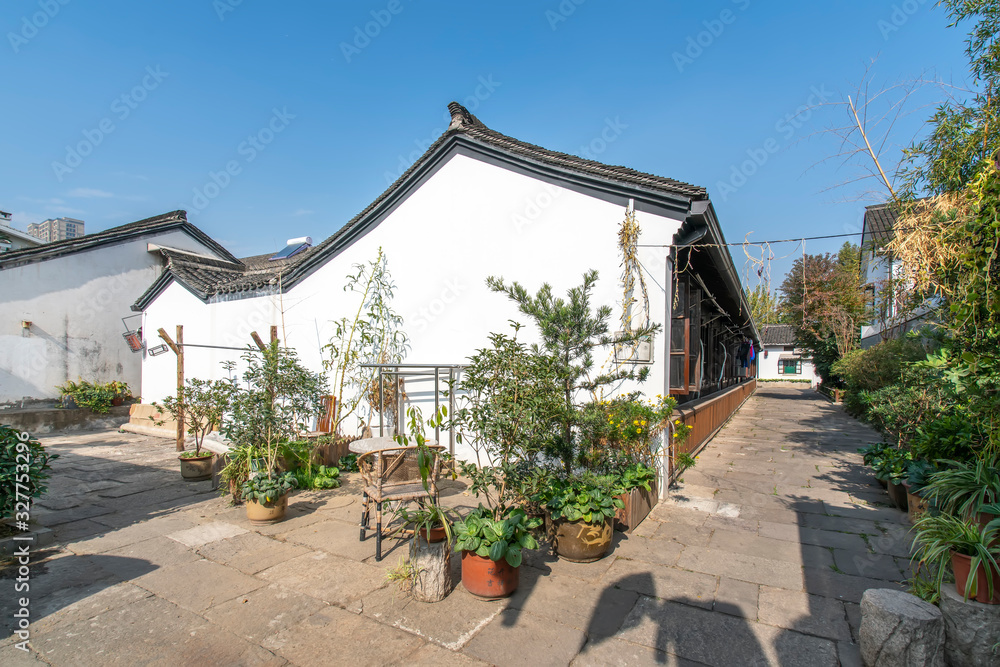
[241, 471, 298, 525]
[153, 377, 231, 482]
[613, 461, 658, 533]
[454, 504, 540, 598]
[545, 476, 623, 562]
[859, 442, 893, 489]
[219, 342, 328, 524]
[869, 446, 912, 510]
[921, 454, 1000, 528]
[912, 509, 1000, 604]
[903, 459, 936, 522]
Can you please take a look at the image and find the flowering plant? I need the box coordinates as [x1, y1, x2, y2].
[582, 394, 676, 467]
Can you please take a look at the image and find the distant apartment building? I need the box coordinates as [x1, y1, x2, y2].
[27, 217, 85, 242]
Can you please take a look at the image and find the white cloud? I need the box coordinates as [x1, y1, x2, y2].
[68, 188, 114, 199]
[292, 209, 314, 216]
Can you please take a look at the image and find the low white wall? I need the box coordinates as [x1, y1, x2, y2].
[757, 345, 818, 382]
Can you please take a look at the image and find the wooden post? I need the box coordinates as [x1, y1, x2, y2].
[156, 326, 185, 452]
[270, 326, 278, 345]
[250, 331, 267, 351]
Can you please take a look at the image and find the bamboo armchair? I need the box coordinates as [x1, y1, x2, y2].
[358, 445, 443, 561]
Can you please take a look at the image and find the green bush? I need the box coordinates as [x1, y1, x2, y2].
[1, 425, 57, 519]
[57, 379, 132, 414]
[832, 337, 926, 418]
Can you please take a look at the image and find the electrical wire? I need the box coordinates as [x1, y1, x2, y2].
[637, 225, 923, 249]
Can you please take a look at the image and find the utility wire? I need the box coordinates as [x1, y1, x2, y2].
[638, 226, 922, 248]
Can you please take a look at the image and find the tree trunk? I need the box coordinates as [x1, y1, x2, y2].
[410, 539, 452, 603]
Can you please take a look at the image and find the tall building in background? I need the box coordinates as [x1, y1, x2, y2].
[27, 217, 85, 242]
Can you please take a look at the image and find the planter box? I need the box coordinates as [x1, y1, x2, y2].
[615, 481, 658, 534]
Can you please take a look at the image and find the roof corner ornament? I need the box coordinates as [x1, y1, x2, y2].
[447, 101, 480, 131]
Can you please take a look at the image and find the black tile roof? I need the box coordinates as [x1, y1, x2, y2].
[861, 203, 898, 251]
[759, 324, 796, 346]
[135, 102, 708, 308]
[0, 210, 238, 268]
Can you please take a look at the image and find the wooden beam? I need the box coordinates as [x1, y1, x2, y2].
[176, 325, 185, 452]
[250, 331, 267, 351]
[157, 328, 179, 355]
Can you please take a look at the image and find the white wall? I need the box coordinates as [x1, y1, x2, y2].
[142, 153, 683, 461]
[0, 230, 222, 403]
[757, 345, 818, 382]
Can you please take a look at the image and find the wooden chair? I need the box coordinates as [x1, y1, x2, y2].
[358, 445, 443, 561]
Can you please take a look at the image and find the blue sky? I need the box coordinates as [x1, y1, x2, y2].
[1, 1, 971, 288]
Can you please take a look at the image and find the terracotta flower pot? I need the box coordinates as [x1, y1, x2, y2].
[178, 453, 213, 481]
[951, 551, 1000, 604]
[886, 480, 908, 511]
[902, 482, 929, 523]
[552, 517, 613, 563]
[245, 492, 289, 526]
[461, 551, 519, 599]
[417, 524, 448, 543]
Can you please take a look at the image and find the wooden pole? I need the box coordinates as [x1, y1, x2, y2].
[156, 327, 185, 452]
[269, 325, 278, 345]
[250, 331, 267, 351]
[176, 325, 184, 452]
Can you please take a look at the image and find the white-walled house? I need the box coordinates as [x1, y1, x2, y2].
[135, 103, 760, 461]
[859, 202, 935, 348]
[0, 211, 237, 404]
[756, 324, 817, 383]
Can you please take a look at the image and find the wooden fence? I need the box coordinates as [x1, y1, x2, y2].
[665, 379, 757, 487]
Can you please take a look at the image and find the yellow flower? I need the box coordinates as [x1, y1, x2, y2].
[636, 428, 641, 433]
[641, 420, 647, 426]
[633, 419, 639, 425]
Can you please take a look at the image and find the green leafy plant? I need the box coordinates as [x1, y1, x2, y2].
[545, 477, 624, 525]
[338, 453, 359, 472]
[617, 462, 657, 493]
[906, 459, 939, 497]
[323, 247, 409, 435]
[152, 377, 231, 457]
[487, 270, 660, 473]
[676, 452, 697, 471]
[0, 425, 57, 520]
[911, 511, 1000, 602]
[221, 342, 327, 478]
[56, 379, 133, 414]
[581, 394, 676, 470]
[453, 505, 541, 567]
[240, 471, 298, 505]
[921, 454, 1000, 519]
[293, 465, 341, 490]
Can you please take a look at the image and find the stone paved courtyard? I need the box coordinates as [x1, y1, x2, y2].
[1, 385, 914, 666]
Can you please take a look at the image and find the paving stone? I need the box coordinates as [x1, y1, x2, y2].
[714, 577, 759, 620]
[32, 503, 115, 527]
[258, 550, 386, 606]
[0, 643, 50, 665]
[50, 517, 110, 543]
[398, 642, 491, 666]
[203, 583, 328, 644]
[99, 535, 202, 580]
[26, 582, 153, 637]
[262, 605, 422, 666]
[167, 521, 248, 548]
[759, 520, 869, 551]
[281, 517, 389, 561]
[507, 567, 638, 637]
[833, 549, 906, 581]
[522, 547, 617, 582]
[757, 586, 851, 641]
[68, 514, 197, 554]
[134, 558, 266, 613]
[361, 581, 503, 650]
[612, 533, 683, 567]
[572, 637, 701, 666]
[677, 544, 804, 590]
[651, 520, 714, 547]
[615, 594, 839, 666]
[604, 557, 717, 609]
[462, 608, 587, 667]
[801, 568, 906, 604]
[197, 531, 311, 574]
[31, 595, 285, 666]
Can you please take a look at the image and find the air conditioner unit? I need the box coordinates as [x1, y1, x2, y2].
[614, 332, 654, 364]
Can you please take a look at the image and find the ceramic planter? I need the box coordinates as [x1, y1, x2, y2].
[886, 479, 908, 511]
[245, 492, 289, 526]
[552, 517, 613, 562]
[416, 524, 448, 543]
[902, 482, 929, 523]
[461, 551, 519, 598]
[178, 453, 213, 481]
[615, 482, 658, 534]
[951, 551, 1000, 604]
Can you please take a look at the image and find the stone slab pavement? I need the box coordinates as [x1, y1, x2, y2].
[0, 385, 912, 665]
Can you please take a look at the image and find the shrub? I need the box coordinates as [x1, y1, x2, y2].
[0, 425, 57, 519]
[832, 337, 926, 417]
[56, 380, 132, 414]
